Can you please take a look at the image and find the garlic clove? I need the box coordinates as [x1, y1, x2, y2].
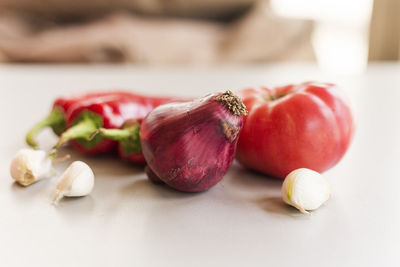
[52, 161, 94, 204]
[281, 168, 331, 214]
[10, 148, 53, 186]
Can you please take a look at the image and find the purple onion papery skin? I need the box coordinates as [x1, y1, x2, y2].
[140, 93, 244, 192]
[145, 165, 164, 184]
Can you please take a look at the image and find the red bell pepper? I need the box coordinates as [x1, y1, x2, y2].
[50, 93, 178, 157]
[26, 91, 139, 149]
[89, 97, 191, 164]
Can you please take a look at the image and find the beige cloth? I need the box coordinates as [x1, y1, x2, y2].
[0, 0, 257, 19]
[0, 1, 314, 64]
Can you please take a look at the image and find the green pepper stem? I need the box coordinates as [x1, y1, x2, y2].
[49, 111, 101, 158]
[97, 125, 141, 155]
[98, 128, 137, 141]
[26, 107, 66, 149]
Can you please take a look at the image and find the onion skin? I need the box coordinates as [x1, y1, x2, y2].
[140, 92, 246, 192]
[145, 165, 164, 184]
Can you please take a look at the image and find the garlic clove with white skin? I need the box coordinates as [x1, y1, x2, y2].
[52, 161, 94, 204]
[281, 168, 331, 214]
[10, 148, 54, 186]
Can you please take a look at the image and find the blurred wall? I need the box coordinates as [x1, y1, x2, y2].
[369, 0, 400, 61]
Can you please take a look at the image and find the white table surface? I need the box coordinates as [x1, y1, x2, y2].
[0, 63, 399, 267]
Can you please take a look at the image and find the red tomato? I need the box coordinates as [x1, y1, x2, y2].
[236, 82, 355, 178]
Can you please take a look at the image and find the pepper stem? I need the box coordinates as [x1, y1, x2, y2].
[91, 121, 141, 156]
[26, 107, 66, 149]
[49, 111, 103, 158]
[99, 128, 137, 141]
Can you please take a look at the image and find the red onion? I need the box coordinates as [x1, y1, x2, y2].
[145, 165, 164, 184]
[140, 91, 247, 192]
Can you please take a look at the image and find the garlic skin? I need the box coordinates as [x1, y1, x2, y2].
[281, 168, 331, 214]
[10, 148, 53, 186]
[53, 161, 94, 204]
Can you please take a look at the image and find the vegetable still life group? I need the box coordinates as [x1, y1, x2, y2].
[10, 82, 355, 213]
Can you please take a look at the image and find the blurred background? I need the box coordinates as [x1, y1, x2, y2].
[0, 0, 397, 73]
